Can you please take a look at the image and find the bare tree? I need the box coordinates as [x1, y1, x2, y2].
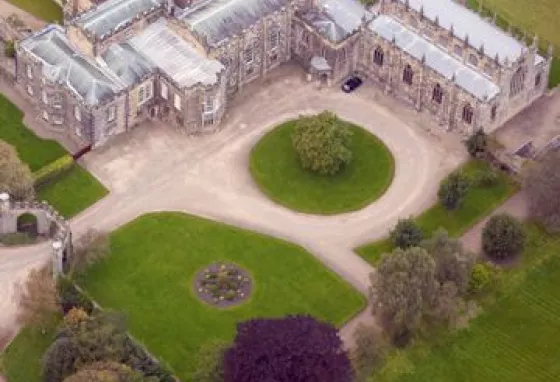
[69, 229, 110, 275]
[0, 139, 34, 200]
[525, 150, 560, 232]
[14, 265, 58, 329]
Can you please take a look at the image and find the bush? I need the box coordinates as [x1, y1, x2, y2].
[291, 111, 353, 175]
[57, 277, 94, 315]
[4, 40, 15, 58]
[0, 232, 35, 246]
[474, 169, 498, 188]
[468, 262, 497, 294]
[193, 339, 228, 382]
[465, 130, 488, 157]
[33, 155, 74, 187]
[482, 214, 525, 260]
[438, 171, 471, 210]
[351, 324, 387, 381]
[390, 218, 424, 249]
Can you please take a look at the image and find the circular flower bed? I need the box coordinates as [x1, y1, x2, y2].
[194, 263, 252, 308]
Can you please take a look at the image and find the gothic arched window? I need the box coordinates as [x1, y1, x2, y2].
[373, 47, 384, 66]
[510, 67, 526, 97]
[462, 103, 474, 124]
[432, 83, 443, 104]
[339, 48, 347, 62]
[491, 105, 497, 121]
[403, 64, 414, 85]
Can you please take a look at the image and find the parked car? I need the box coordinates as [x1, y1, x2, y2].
[341, 76, 363, 93]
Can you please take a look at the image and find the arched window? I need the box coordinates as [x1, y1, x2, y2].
[462, 103, 474, 124]
[373, 47, 384, 66]
[432, 83, 443, 104]
[468, 54, 478, 66]
[339, 48, 347, 62]
[535, 73, 542, 88]
[510, 67, 526, 97]
[403, 64, 414, 85]
[491, 105, 497, 121]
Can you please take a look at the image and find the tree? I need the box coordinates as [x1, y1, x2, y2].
[193, 339, 228, 382]
[422, 229, 474, 295]
[482, 214, 525, 260]
[69, 229, 110, 275]
[0, 139, 34, 200]
[224, 315, 353, 382]
[57, 277, 94, 314]
[62, 361, 146, 382]
[43, 336, 79, 382]
[438, 171, 470, 210]
[351, 324, 387, 381]
[525, 150, 560, 232]
[465, 129, 488, 157]
[390, 218, 424, 249]
[291, 111, 353, 175]
[14, 265, 58, 330]
[371, 247, 436, 345]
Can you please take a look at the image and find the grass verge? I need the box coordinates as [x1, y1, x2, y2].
[4, 0, 62, 23]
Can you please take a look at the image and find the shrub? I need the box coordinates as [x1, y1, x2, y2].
[390, 218, 424, 249]
[193, 339, 229, 382]
[482, 214, 525, 260]
[4, 40, 15, 58]
[438, 171, 471, 210]
[474, 169, 498, 187]
[465, 130, 488, 157]
[0, 232, 35, 246]
[33, 155, 74, 187]
[291, 111, 353, 175]
[351, 324, 387, 380]
[57, 278, 94, 315]
[63, 307, 89, 327]
[468, 262, 497, 294]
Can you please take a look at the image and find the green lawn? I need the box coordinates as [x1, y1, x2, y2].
[357, 160, 518, 265]
[2, 316, 61, 382]
[5, 0, 62, 23]
[77, 212, 365, 381]
[0, 94, 66, 172]
[250, 120, 394, 215]
[467, 0, 560, 87]
[37, 164, 108, 218]
[371, 225, 560, 382]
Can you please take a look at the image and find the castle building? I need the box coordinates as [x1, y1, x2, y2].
[15, 0, 552, 147]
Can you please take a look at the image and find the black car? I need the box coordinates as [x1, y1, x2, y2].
[341, 76, 363, 93]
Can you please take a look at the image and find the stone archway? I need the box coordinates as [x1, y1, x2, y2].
[16, 212, 38, 236]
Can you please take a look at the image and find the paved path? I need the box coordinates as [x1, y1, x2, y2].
[0, 67, 467, 355]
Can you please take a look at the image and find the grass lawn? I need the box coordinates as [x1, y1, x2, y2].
[0, 94, 66, 172]
[467, 0, 560, 87]
[2, 315, 61, 382]
[357, 160, 518, 265]
[37, 164, 108, 218]
[371, 225, 560, 382]
[77, 212, 365, 381]
[250, 120, 394, 215]
[5, 0, 62, 23]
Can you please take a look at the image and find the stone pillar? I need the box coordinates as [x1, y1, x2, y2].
[52, 241, 64, 277]
[0, 192, 9, 212]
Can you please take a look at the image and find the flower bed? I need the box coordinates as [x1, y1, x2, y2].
[194, 263, 252, 308]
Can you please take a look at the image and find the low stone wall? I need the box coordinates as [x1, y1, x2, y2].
[0, 192, 72, 275]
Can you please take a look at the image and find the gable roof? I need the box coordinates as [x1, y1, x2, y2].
[179, 0, 288, 47]
[99, 42, 155, 87]
[395, 0, 524, 65]
[369, 15, 500, 101]
[20, 25, 122, 105]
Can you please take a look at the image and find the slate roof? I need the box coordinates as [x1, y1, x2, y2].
[20, 25, 122, 105]
[75, 0, 164, 39]
[301, 0, 372, 42]
[395, 0, 524, 65]
[99, 42, 155, 87]
[179, 0, 288, 47]
[369, 15, 500, 101]
[130, 18, 224, 88]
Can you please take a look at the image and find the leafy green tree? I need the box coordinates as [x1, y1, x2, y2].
[0, 139, 34, 200]
[438, 171, 471, 210]
[193, 339, 228, 382]
[482, 214, 525, 259]
[525, 150, 560, 233]
[371, 247, 437, 345]
[465, 129, 488, 157]
[291, 111, 353, 175]
[468, 262, 498, 294]
[390, 218, 424, 249]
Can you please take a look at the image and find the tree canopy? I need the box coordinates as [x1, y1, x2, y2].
[224, 315, 353, 382]
[438, 170, 471, 210]
[482, 214, 525, 260]
[0, 139, 34, 200]
[525, 150, 560, 232]
[291, 111, 353, 175]
[390, 218, 424, 249]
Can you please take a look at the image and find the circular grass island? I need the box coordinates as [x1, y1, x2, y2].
[249, 119, 395, 215]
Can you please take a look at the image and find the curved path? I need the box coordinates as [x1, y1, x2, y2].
[0, 67, 467, 349]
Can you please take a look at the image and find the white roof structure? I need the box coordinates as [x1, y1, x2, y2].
[395, 0, 524, 65]
[20, 25, 122, 105]
[75, 0, 164, 39]
[130, 19, 224, 88]
[99, 43, 155, 87]
[369, 15, 500, 101]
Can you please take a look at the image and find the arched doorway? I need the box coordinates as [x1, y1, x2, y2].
[17, 212, 38, 236]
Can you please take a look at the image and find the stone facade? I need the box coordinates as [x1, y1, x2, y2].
[14, 0, 553, 148]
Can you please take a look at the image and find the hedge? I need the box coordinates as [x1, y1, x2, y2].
[33, 154, 74, 187]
